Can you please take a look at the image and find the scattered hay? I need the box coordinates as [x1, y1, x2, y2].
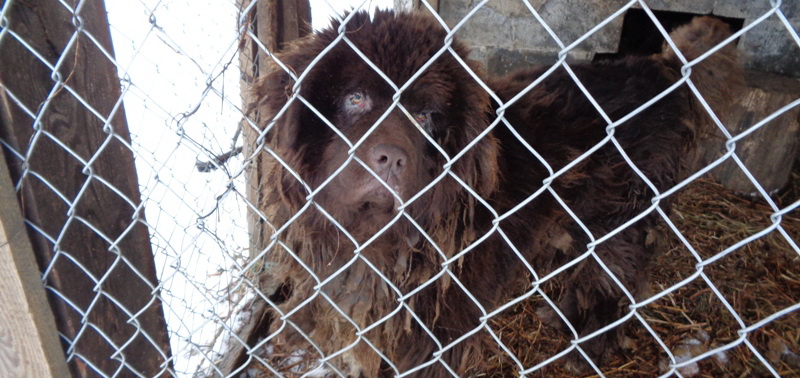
[486, 177, 800, 377]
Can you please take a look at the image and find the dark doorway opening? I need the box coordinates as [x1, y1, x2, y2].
[593, 8, 744, 61]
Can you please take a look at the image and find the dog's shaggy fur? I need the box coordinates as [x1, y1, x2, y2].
[252, 11, 740, 376]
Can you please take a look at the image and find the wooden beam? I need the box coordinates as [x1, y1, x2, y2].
[0, 0, 172, 375]
[240, 0, 311, 276]
[223, 0, 310, 374]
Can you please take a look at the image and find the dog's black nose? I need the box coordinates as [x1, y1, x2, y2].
[370, 143, 408, 175]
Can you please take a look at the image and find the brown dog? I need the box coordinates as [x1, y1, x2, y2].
[252, 11, 740, 376]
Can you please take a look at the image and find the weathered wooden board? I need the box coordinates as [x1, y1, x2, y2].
[0, 0, 172, 375]
[0, 138, 70, 378]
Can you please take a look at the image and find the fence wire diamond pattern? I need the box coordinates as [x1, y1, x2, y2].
[0, 0, 799, 377]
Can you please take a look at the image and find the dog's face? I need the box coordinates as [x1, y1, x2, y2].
[259, 11, 498, 239]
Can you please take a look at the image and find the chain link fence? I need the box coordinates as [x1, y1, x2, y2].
[0, 0, 799, 377]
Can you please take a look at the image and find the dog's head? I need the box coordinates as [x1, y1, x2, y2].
[256, 10, 498, 239]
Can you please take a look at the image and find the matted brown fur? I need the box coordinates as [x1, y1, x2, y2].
[251, 11, 741, 377]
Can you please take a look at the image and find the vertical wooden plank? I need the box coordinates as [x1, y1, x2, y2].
[0, 143, 70, 378]
[0, 0, 172, 375]
[240, 0, 311, 279]
[241, 0, 312, 267]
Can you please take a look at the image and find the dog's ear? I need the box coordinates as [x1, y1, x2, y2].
[473, 131, 500, 199]
[449, 59, 500, 201]
[443, 100, 500, 201]
[250, 36, 331, 211]
[251, 72, 307, 210]
[252, 39, 325, 152]
[465, 108, 500, 200]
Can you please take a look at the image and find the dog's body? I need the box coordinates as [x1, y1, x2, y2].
[253, 11, 740, 376]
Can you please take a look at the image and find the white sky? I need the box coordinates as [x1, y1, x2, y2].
[312, 0, 395, 30]
[105, 0, 392, 376]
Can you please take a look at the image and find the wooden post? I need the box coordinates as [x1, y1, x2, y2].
[220, 0, 310, 374]
[241, 0, 311, 264]
[0, 0, 172, 376]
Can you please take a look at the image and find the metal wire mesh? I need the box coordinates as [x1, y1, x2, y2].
[0, 0, 799, 377]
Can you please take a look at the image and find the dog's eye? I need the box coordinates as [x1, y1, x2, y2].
[411, 111, 433, 132]
[344, 92, 370, 115]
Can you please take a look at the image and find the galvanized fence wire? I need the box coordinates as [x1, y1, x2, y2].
[0, 1, 166, 376]
[242, 0, 800, 376]
[0, 0, 250, 376]
[0, 0, 799, 376]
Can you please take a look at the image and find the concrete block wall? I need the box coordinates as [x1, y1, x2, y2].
[421, 0, 800, 77]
